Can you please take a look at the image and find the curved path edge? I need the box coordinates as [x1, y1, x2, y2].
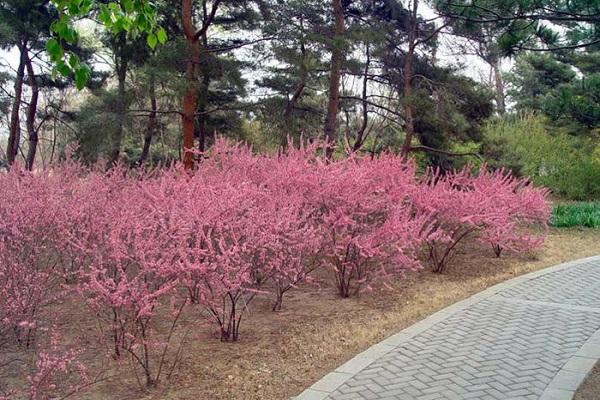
[295, 255, 600, 400]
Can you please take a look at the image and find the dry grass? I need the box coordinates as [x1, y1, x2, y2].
[6, 228, 600, 400]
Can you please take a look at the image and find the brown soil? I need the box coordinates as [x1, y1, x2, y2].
[575, 361, 600, 400]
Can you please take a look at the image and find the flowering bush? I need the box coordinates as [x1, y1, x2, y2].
[311, 155, 438, 297]
[64, 167, 188, 386]
[413, 166, 550, 273]
[0, 140, 550, 392]
[0, 165, 78, 346]
[27, 329, 89, 400]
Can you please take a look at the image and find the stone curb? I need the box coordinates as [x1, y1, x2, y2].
[294, 254, 600, 400]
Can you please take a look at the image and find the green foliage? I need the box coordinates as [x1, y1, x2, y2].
[506, 52, 600, 131]
[483, 114, 600, 200]
[49, 0, 165, 87]
[73, 88, 133, 163]
[550, 202, 600, 228]
[436, 0, 600, 54]
[506, 53, 576, 112]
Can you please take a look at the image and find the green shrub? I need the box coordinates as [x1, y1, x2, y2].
[550, 202, 600, 228]
[483, 113, 600, 200]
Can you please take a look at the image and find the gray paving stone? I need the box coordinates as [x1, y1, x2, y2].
[548, 371, 587, 391]
[295, 389, 330, 400]
[295, 256, 600, 399]
[561, 356, 597, 373]
[539, 388, 575, 400]
[311, 372, 353, 393]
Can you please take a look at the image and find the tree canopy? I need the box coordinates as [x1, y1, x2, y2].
[0, 0, 597, 172]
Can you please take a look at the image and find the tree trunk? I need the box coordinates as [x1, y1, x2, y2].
[197, 25, 210, 155]
[182, 0, 200, 170]
[197, 72, 210, 155]
[323, 0, 345, 159]
[401, 0, 418, 156]
[24, 50, 39, 171]
[7, 40, 27, 165]
[109, 32, 128, 165]
[182, 40, 199, 169]
[283, 16, 308, 134]
[491, 57, 506, 115]
[181, 0, 221, 169]
[139, 75, 157, 165]
[353, 43, 370, 152]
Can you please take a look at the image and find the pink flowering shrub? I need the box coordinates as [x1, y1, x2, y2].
[64, 166, 188, 386]
[476, 169, 550, 257]
[0, 139, 550, 393]
[206, 140, 323, 310]
[0, 329, 89, 400]
[311, 155, 438, 297]
[413, 166, 550, 273]
[0, 165, 79, 346]
[27, 329, 89, 400]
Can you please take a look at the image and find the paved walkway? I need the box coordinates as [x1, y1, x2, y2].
[297, 256, 600, 400]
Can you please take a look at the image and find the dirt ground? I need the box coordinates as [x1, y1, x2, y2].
[5, 228, 600, 400]
[575, 361, 600, 400]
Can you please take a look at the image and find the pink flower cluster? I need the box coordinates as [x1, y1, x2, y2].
[0, 139, 550, 390]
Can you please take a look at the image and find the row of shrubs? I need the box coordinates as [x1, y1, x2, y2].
[0, 139, 549, 396]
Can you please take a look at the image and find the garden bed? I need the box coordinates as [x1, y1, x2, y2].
[4, 228, 599, 400]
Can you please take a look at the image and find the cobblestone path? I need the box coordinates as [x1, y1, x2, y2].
[296, 256, 600, 400]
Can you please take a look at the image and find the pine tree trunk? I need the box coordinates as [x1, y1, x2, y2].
[7, 40, 27, 165]
[323, 0, 345, 159]
[283, 16, 308, 135]
[197, 28, 210, 155]
[139, 75, 157, 165]
[491, 58, 506, 115]
[182, 41, 199, 169]
[181, 0, 221, 169]
[401, 0, 418, 156]
[24, 50, 39, 171]
[182, 0, 199, 170]
[109, 32, 128, 165]
[353, 43, 370, 152]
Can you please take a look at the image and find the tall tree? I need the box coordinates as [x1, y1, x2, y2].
[1, 1, 55, 166]
[180, 0, 221, 168]
[506, 51, 600, 131]
[23, 48, 40, 170]
[323, 0, 346, 157]
[256, 0, 329, 144]
[400, 0, 419, 155]
[436, 0, 600, 54]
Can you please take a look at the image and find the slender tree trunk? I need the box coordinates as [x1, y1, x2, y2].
[353, 43, 370, 152]
[109, 32, 128, 165]
[197, 71, 210, 155]
[323, 0, 345, 159]
[197, 23, 210, 155]
[491, 57, 505, 115]
[50, 116, 57, 164]
[139, 75, 157, 165]
[24, 50, 39, 171]
[182, 39, 199, 169]
[283, 16, 307, 134]
[182, 0, 200, 169]
[283, 67, 306, 136]
[401, 0, 418, 156]
[7, 40, 27, 165]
